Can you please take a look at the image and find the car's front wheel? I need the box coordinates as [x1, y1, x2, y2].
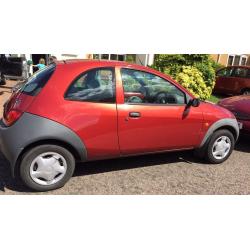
[205, 129, 235, 164]
[242, 89, 250, 95]
[20, 144, 75, 191]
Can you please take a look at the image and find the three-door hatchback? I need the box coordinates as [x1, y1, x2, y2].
[0, 60, 240, 191]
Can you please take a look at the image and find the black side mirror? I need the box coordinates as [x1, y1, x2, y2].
[187, 98, 200, 108]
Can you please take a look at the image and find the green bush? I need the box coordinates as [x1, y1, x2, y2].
[151, 54, 218, 100]
[175, 66, 211, 100]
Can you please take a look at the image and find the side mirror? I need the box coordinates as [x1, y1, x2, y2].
[187, 98, 200, 108]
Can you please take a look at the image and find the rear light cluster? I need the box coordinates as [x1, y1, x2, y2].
[3, 102, 23, 126]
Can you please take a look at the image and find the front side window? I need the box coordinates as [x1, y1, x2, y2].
[232, 67, 248, 78]
[65, 68, 115, 103]
[216, 67, 234, 77]
[121, 68, 186, 105]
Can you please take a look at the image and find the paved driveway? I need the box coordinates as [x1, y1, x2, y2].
[0, 81, 250, 195]
[0, 80, 17, 115]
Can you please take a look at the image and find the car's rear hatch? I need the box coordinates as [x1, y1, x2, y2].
[2, 64, 56, 126]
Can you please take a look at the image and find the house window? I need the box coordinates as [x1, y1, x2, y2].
[101, 54, 109, 60]
[228, 55, 234, 66]
[93, 54, 126, 61]
[233, 55, 241, 66]
[227, 55, 248, 66]
[241, 56, 247, 66]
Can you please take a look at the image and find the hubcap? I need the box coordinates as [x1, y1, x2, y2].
[212, 136, 231, 160]
[30, 152, 67, 186]
[243, 90, 250, 95]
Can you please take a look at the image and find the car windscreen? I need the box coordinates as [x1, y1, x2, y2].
[21, 64, 56, 96]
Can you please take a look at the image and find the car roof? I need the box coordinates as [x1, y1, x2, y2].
[55, 59, 151, 71]
[225, 65, 250, 69]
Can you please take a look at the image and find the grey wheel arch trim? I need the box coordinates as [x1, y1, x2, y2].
[199, 118, 239, 148]
[1, 113, 87, 177]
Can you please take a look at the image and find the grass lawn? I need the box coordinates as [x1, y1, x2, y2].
[207, 94, 225, 104]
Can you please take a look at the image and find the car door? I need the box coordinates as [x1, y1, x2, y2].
[229, 67, 249, 94]
[116, 67, 204, 156]
[215, 67, 235, 94]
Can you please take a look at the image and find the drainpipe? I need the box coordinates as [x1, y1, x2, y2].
[145, 54, 148, 66]
[217, 54, 221, 63]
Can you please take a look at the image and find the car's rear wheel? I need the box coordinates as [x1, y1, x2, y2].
[20, 144, 75, 191]
[205, 129, 235, 164]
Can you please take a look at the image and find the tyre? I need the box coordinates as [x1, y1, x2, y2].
[0, 74, 6, 85]
[242, 89, 250, 95]
[205, 129, 235, 164]
[20, 144, 75, 191]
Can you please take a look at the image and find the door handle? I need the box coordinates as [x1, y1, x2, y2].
[129, 112, 141, 118]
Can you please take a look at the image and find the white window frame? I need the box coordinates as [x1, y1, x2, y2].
[240, 55, 247, 66]
[227, 54, 248, 66]
[97, 54, 126, 61]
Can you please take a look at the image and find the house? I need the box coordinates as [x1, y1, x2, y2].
[211, 54, 250, 67]
[9, 54, 154, 75]
[14, 54, 154, 66]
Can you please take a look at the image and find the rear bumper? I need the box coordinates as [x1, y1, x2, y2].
[0, 119, 23, 176]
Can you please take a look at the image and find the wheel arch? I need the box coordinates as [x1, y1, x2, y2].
[214, 125, 238, 141]
[199, 118, 239, 148]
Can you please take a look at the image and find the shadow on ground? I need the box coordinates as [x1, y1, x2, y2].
[0, 155, 31, 193]
[235, 134, 250, 153]
[0, 149, 201, 193]
[0, 85, 13, 90]
[73, 150, 199, 178]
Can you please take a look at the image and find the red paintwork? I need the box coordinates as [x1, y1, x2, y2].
[218, 96, 250, 133]
[214, 66, 250, 95]
[9, 60, 235, 161]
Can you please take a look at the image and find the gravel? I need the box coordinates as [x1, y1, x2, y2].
[0, 136, 249, 195]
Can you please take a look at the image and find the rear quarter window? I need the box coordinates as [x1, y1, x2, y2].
[21, 64, 56, 96]
[64, 67, 116, 103]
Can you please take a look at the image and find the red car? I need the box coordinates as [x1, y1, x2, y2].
[214, 66, 250, 95]
[0, 60, 240, 191]
[218, 96, 250, 134]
